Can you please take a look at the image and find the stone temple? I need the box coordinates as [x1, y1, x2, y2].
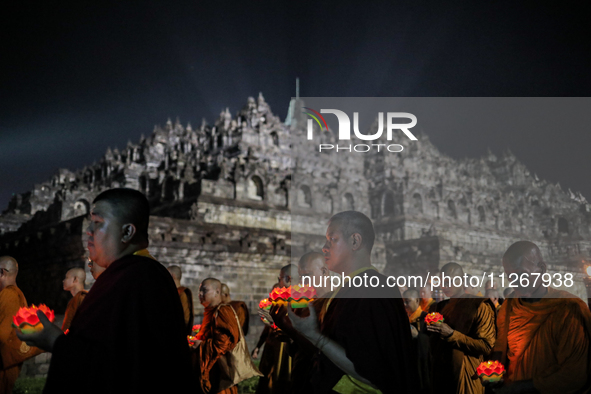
[2, 92, 591, 355]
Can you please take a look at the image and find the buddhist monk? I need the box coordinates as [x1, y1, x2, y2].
[0, 256, 42, 393]
[87, 259, 105, 280]
[221, 283, 249, 336]
[420, 284, 435, 312]
[403, 288, 431, 394]
[276, 211, 416, 393]
[193, 278, 241, 394]
[168, 265, 194, 335]
[491, 241, 591, 394]
[298, 251, 330, 297]
[427, 262, 496, 394]
[16, 188, 191, 394]
[255, 264, 296, 394]
[61, 268, 88, 332]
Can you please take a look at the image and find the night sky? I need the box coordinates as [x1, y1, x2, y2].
[2, 1, 590, 210]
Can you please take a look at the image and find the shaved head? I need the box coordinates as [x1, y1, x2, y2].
[403, 288, 420, 299]
[440, 262, 465, 298]
[0, 256, 18, 276]
[199, 278, 222, 308]
[221, 283, 231, 303]
[441, 262, 464, 277]
[68, 268, 86, 282]
[168, 265, 182, 281]
[278, 264, 296, 287]
[502, 241, 543, 269]
[298, 252, 325, 269]
[502, 241, 547, 298]
[0, 256, 18, 290]
[298, 251, 329, 295]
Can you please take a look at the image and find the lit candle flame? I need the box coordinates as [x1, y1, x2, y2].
[586, 266, 591, 277]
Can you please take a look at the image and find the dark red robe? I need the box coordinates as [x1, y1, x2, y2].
[43, 254, 192, 394]
[312, 269, 417, 394]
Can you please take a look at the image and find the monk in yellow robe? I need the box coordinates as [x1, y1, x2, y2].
[0, 257, 42, 393]
[193, 278, 241, 394]
[428, 262, 496, 394]
[168, 265, 194, 335]
[61, 268, 88, 332]
[492, 241, 591, 394]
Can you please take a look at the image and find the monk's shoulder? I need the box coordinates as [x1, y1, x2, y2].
[0, 285, 25, 306]
[216, 305, 240, 328]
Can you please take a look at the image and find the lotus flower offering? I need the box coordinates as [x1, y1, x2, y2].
[425, 312, 444, 326]
[477, 361, 505, 384]
[12, 304, 55, 334]
[269, 287, 290, 306]
[259, 298, 272, 311]
[192, 324, 201, 335]
[289, 285, 316, 308]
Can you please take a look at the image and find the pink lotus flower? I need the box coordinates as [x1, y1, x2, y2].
[269, 287, 291, 302]
[259, 299, 272, 310]
[290, 285, 316, 301]
[12, 305, 55, 334]
[477, 361, 505, 376]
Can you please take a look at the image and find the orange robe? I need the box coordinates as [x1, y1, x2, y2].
[61, 290, 88, 332]
[0, 285, 42, 394]
[494, 288, 591, 394]
[196, 304, 240, 394]
[431, 296, 496, 394]
[229, 300, 250, 336]
[420, 298, 435, 312]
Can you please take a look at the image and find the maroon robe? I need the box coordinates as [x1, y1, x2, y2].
[313, 269, 417, 394]
[43, 254, 192, 394]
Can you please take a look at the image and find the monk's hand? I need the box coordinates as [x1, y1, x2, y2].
[15, 310, 63, 352]
[252, 347, 260, 359]
[269, 304, 294, 333]
[426, 322, 454, 338]
[410, 324, 419, 339]
[258, 308, 274, 326]
[286, 301, 320, 342]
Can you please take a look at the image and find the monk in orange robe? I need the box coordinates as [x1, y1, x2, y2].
[193, 278, 241, 394]
[61, 268, 88, 332]
[169, 265, 194, 335]
[221, 283, 250, 336]
[0, 256, 42, 394]
[492, 241, 591, 394]
[428, 262, 496, 394]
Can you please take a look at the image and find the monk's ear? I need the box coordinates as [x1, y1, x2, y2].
[121, 223, 137, 244]
[350, 233, 363, 251]
[538, 261, 547, 274]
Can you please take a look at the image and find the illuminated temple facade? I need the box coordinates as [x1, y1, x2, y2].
[1, 93, 591, 328]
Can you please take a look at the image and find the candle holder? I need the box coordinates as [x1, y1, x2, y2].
[477, 361, 505, 384]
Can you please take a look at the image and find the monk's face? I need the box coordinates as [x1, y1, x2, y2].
[403, 297, 420, 315]
[322, 223, 353, 273]
[86, 200, 126, 268]
[62, 271, 75, 291]
[502, 256, 545, 298]
[199, 281, 221, 308]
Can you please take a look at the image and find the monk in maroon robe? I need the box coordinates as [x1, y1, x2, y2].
[17, 188, 192, 394]
[279, 212, 417, 394]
